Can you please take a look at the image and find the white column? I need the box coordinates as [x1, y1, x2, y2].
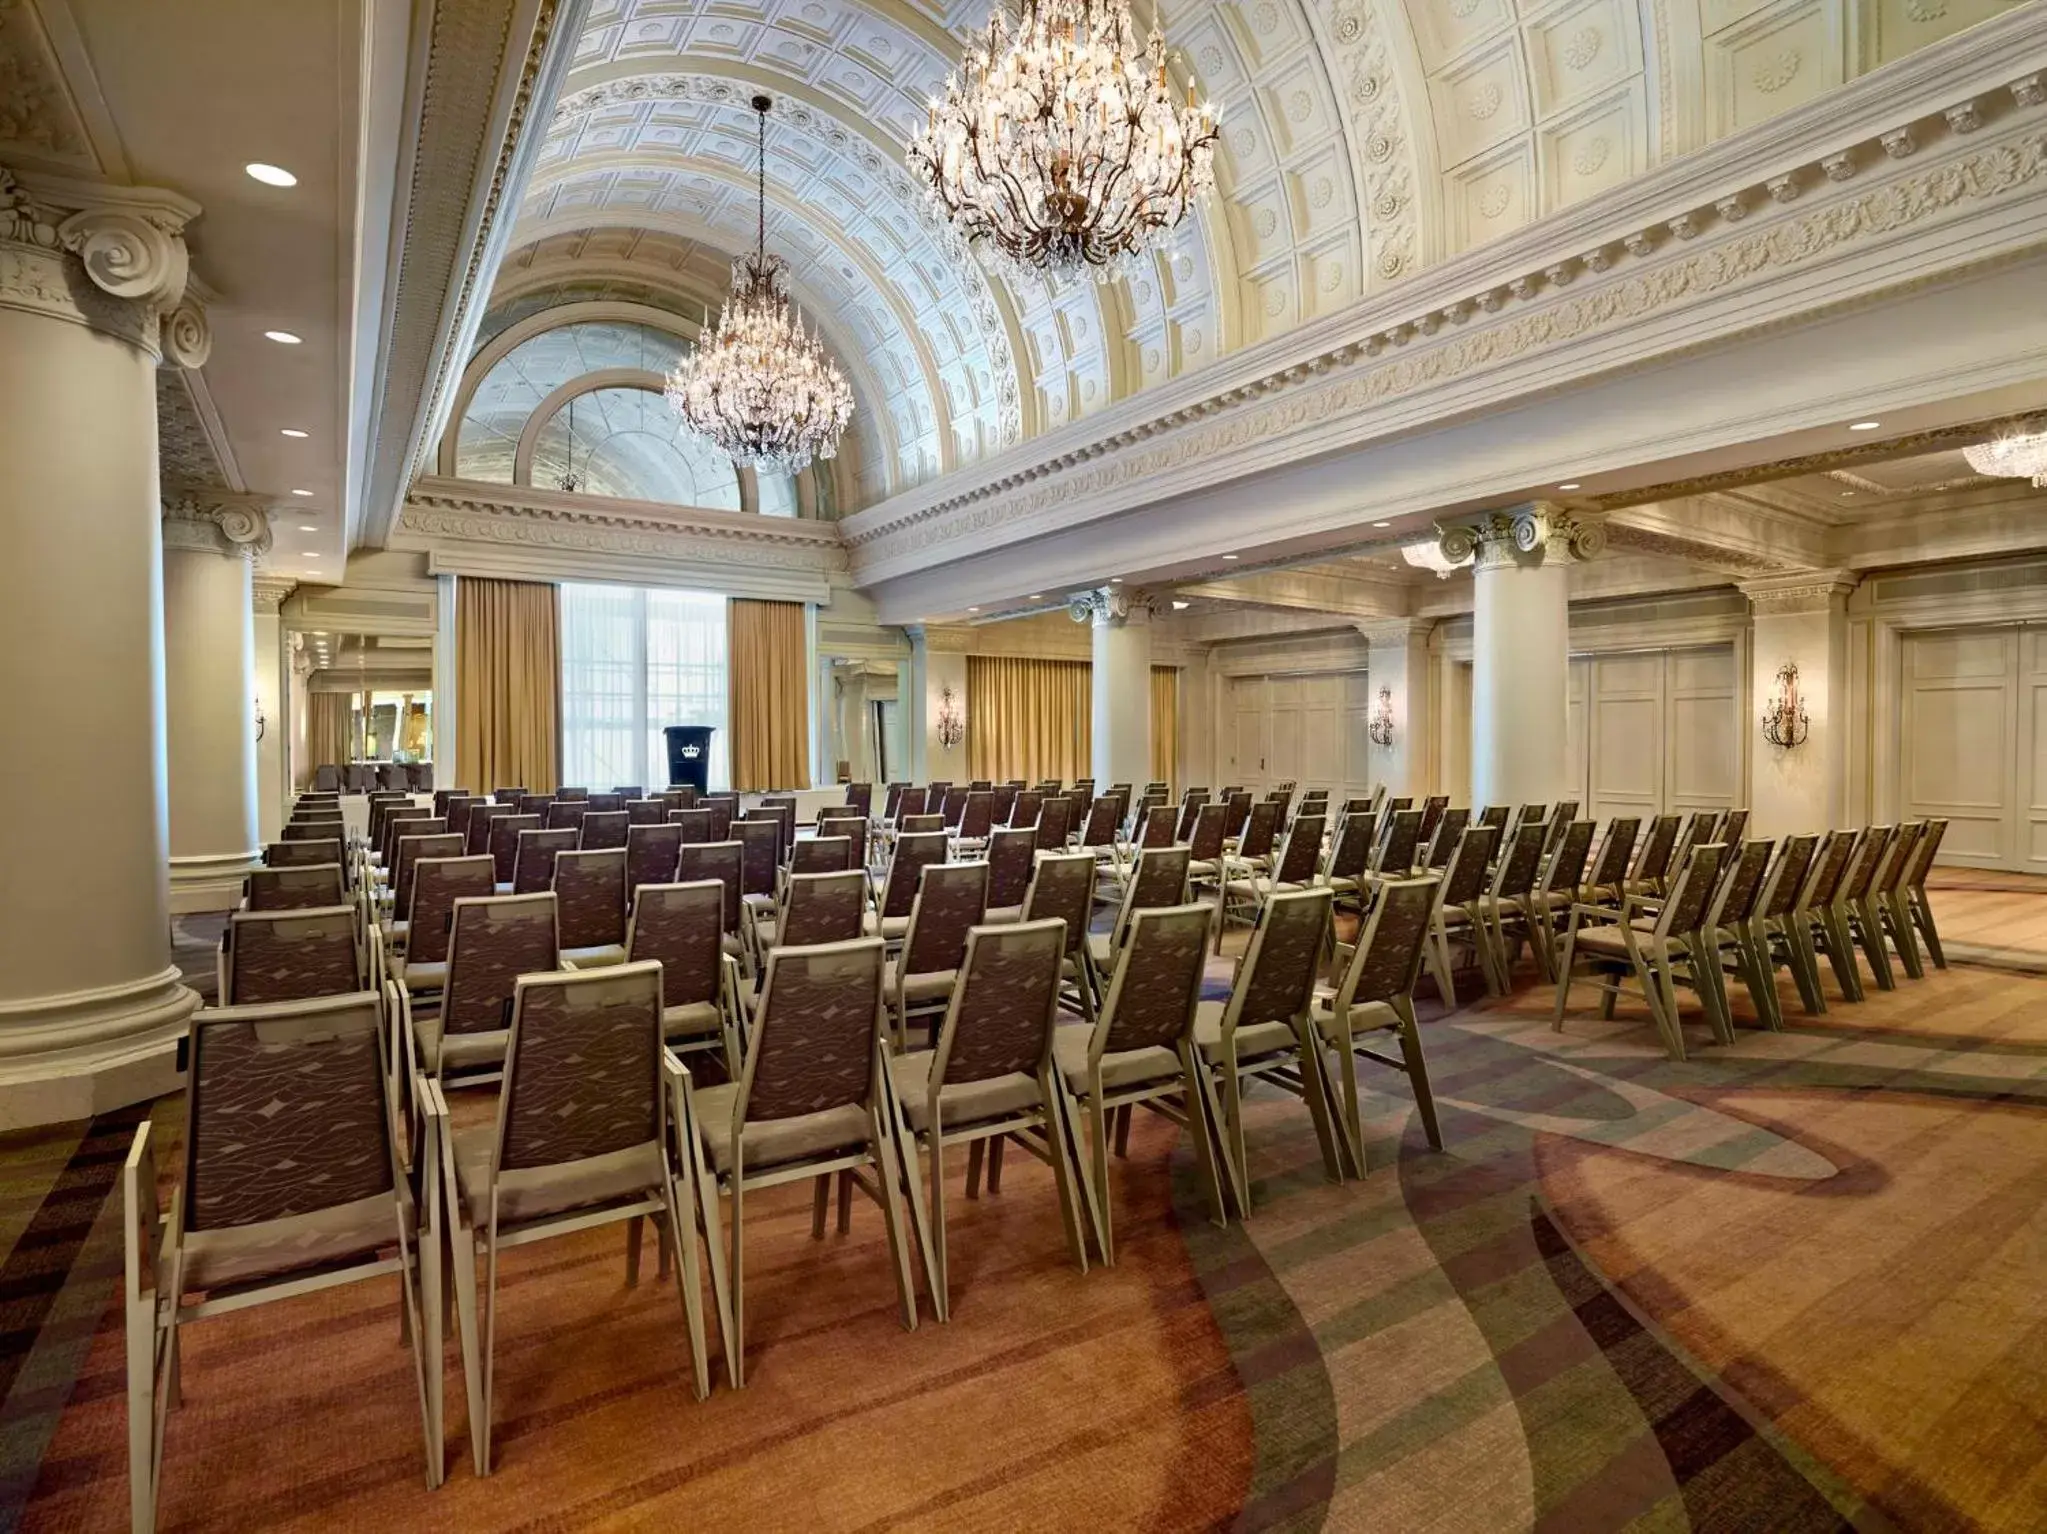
[1075, 587, 1151, 787]
[162, 498, 270, 911]
[1355, 618, 1434, 799]
[899, 632, 926, 782]
[252, 578, 295, 845]
[0, 167, 206, 1124]
[433, 573, 459, 791]
[1447, 505, 1604, 808]
[1742, 571, 1859, 838]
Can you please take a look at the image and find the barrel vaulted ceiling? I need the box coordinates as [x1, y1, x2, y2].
[477, 0, 2014, 515]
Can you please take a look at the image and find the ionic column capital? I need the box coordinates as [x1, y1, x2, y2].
[0, 167, 204, 362]
[163, 493, 273, 562]
[1438, 502, 1608, 572]
[1352, 616, 1434, 648]
[1068, 586, 1156, 626]
[1739, 569, 1862, 617]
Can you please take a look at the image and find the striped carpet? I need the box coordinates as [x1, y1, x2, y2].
[5, 895, 2046, 1530]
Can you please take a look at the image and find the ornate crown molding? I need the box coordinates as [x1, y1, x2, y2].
[1438, 504, 1607, 572]
[1740, 569, 1862, 616]
[0, 167, 201, 359]
[1352, 616, 1434, 647]
[162, 492, 273, 561]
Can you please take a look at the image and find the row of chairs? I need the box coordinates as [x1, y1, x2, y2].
[310, 761, 433, 794]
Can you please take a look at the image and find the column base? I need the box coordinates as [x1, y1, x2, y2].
[0, 966, 196, 1129]
[168, 850, 261, 913]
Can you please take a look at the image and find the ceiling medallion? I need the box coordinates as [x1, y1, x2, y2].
[665, 95, 855, 474]
[907, 0, 1220, 283]
[1962, 423, 2047, 488]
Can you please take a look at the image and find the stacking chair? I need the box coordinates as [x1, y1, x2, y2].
[1626, 814, 1683, 896]
[1036, 795, 1072, 850]
[545, 801, 588, 834]
[1478, 820, 1552, 987]
[1320, 811, 1376, 912]
[1218, 811, 1323, 948]
[1719, 808, 1750, 847]
[511, 826, 577, 895]
[1692, 839, 1778, 1029]
[579, 810, 630, 851]
[1543, 801, 1581, 855]
[557, 787, 590, 802]
[376, 810, 436, 873]
[125, 991, 442, 1528]
[1223, 800, 1281, 894]
[1008, 788, 1042, 830]
[311, 762, 343, 792]
[845, 782, 873, 817]
[404, 893, 560, 1084]
[1516, 819, 1595, 979]
[626, 798, 667, 827]
[869, 830, 949, 946]
[1051, 904, 1230, 1262]
[1090, 846, 1192, 981]
[1858, 822, 1924, 982]
[900, 812, 945, 835]
[1552, 843, 1731, 1059]
[1221, 790, 1253, 842]
[954, 791, 997, 856]
[680, 937, 921, 1386]
[984, 825, 1038, 921]
[889, 919, 1091, 1320]
[1581, 817, 1641, 905]
[767, 869, 870, 954]
[1745, 834, 1819, 1028]
[485, 814, 541, 889]
[284, 817, 347, 845]
[396, 855, 495, 989]
[466, 803, 516, 857]
[553, 848, 628, 969]
[385, 832, 463, 951]
[515, 793, 554, 821]
[220, 906, 364, 1005]
[627, 881, 743, 1071]
[1424, 824, 1501, 1006]
[1829, 825, 1898, 996]
[1419, 806, 1467, 872]
[1768, 829, 1858, 1015]
[669, 807, 715, 846]
[789, 834, 853, 875]
[490, 785, 526, 806]
[815, 811, 868, 870]
[1076, 796, 1120, 873]
[1312, 875, 1445, 1175]
[269, 837, 345, 876]
[704, 796, 738, 842]
[1180, 803, 1230, 911]
[1023, 850, 1100, 1023]
[663, 785, 701, 813]
[677, 841, 746, 965]
[1667, 813, 1713, 891]
[735, 820, 781, 959]
[889, 862, 989, 1048]
[1193, 887, 1345, 1215]
[991, 783, 1019, 826]
[1476, 805, 1509, 832]
[245, 863, 344, 912]
[432, 962, 711, 1476]
[443, 795, 485, 842]
[939, 787, 969, 832]
[626, 823, 684, 903]
[1376, 807, 1426, 878]
[1892, 818, 1949, 970]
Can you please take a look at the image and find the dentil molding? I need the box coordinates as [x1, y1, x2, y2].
[162, 493, 273, 561]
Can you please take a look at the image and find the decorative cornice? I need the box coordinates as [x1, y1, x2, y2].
[838, 19, 2047, 584]
[162, 493, 272, 561]
[1352, 616, 1434, 647]
[251, 576, 298, 614]
[1439, 504, 1607, 572]
[0, 167, 200, 358]
[1740, 569, 1862, 616]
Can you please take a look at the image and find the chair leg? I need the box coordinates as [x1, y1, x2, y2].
[414, 1223, 444, 1489]
[867, 1107, 922, 1332]
[660, 1179, 711, 1402]
[837, 1168, 854, 1234]
[1786, 921, 1827, 1014]
[126, 1285, 165, 1533]
[987, 1134, 1006, 1194]
[1911, 889, 1947, 969]
[446, 1229, 488, 1477]
[1884, 894, 1924, 980]
[1210, 1053, 1251, 1217]
[1039, 1080, 1091, 1275]
[810, 1176, 830, 1239]
[1178, 1045, 1232, 1230]
[1327, 1024, 1366, 1176]
[1112, 1103, 1133, 1160]
[920, 1134, 948, 1321]
[626, 1214, 645, 1284]
[692, 1157, 736, 1390]
[1428, 918, 1457, 1009]
[965, 1138, 984, 1199]
[1292, 1028, 1348, 1185]
[1854, 900, 1896, 991]
[726, 1180, 748, 1388]
[1551, 922, 1580, 1030]
[1393, 998, 1444, 1151]
[1086, 1091, 1115, 1265]
[1646, 948, 1686, 1062]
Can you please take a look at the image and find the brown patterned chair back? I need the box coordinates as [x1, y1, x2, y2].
[1377, 808, 1425, 874]
[405, 856, 495, 966]
[816, 813, 868, 868]
[545, 801, 589, 833]
[512, 827, 577, 894]
[1905, 818, 1947, 888]
[283, 817, 346, 846]
[880, 831, 949, 920]
[1097, 904, 1210, 1056]
[1116, 847, 1191, 947]
[1837, 826, 1894, 905]
[927, 781, 953, 805]
[1719, 808, 1749, 847]
[496, 963, 664, 1178]
[1477, 805, 1508, 828]
[882, 783, 908, 822]
[1874, 821, 1922, 897]
[1173, 792, 1208, 843]
[762, 797, 798, 859]
[1328, 812, 1376, 881]
[1224, 791, 1253, 839]
[704, 796, 739, 841]
[1187, 802, 1228, 861]
[613, 786, 644, 802]
[845, 782, 873, 817]
[1655, 844, 1727, 940]
[669, 807, 715, 844]
[391, 831, 461, 919]
[1758, 833, 1819, 920]
[557, 787, 590, 802]
[487, 814, 540, 885]
[466, 803, 515, 855]
[1226, 887, 1329, 1035]
[1490, 822, 1547, 902]
[1544, 801, 1581, 854]
[903, 862, 989, 977]
[1797, 829, 1858, 911]
[626, 798, 667, 826]
[740, 938, 886, 1123]
[932, 919, 1066, 1089]
[778, 870, 870, 949]
[627, 882, 725, 1008]
[311, 764, 343, 793]
[1670, 812, 1713, 875]
[516, 793, 554, 819]
[553, 848, 627, 950]
[1237, 801, 1280, 861]
[676, 841, 744, 934]
[901, 813, 944, 834]
[266, 838, 343, 872]
[662, 785, 701, 813]
[1418, 795, 1450, 844]
[939, 787, 969, 830]
[1022, 851, 1095, 958]
[246, 864, 344, 912]
[579, 810, 630, 851]
[986, 826, 1038, 909]
[226, 906, 362, 1005]
[1273, 814, 1324, 885]
[992, 784, 1018, 824]
[792, 835, 853, 875]
[626, 823, 684, 899]
[1008, 789, 1041, 828]
[1710, 840, 1775, 928]
[1589, 818, 1640, 891]
[734, 819, 779, 896]
[896, 786, 929, 820]
[1440, 825, 1500, 910]
[1544, 821, 1596, 895]
[1336, 876, 1439, 1009]
[588, 793, 624, 814]
[1631, 815, 1682, 884]
[443, 796, 485, 838]
[377, 809, 432, 866]
[184, 991, 393, 1233]
[1037, 795, 1072, 848]
[444, 894, 560, 1038]
[1076, 796, 1117, 849]
[957, 790, 996, 842]
[491, 786, 526, 805]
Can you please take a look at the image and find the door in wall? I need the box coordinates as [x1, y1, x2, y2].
[1581, 645, 1738, 823]
[1224, 671, 1373, 800]
[1900, 625, 2047, 871]
[1226, 676, 1270, 794]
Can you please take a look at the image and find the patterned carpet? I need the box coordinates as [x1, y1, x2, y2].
[5, 896, 2046, 1531]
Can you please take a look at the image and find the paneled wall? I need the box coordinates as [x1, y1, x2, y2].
[1899, 625, 2047, 871]
[1222, 671, 1376, 802]
[1569, 645, 1739, 821]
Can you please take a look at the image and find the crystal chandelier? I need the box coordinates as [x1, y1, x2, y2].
[907, 0, 1219, 282]
[1963, 424, 2047, 488]
[665, 95, 854, 474]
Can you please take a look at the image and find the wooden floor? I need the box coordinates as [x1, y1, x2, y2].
[1926, 867, 2047, 966]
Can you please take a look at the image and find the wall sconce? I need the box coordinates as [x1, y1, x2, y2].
[1761, 660, 1810, 749]
[254, 699, 267, 742]
[935, 684, 965, 751]
[1368, 686, 1396, 748]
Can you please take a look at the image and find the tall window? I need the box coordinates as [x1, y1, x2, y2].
[560, 583, 728, 791]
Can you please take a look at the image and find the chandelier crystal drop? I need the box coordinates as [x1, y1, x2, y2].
[665, 95, 855, 474]
[1962, 424, 2047, 488]
[908, 0, 1219, 283]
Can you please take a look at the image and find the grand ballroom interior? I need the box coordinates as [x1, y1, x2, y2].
[2, 0, 2046, 1528]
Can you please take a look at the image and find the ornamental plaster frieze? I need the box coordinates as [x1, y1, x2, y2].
[162, 493, 273, 561]
[1739, 570, 1862, 617]
[251, 576, 298, 614]
[840, 17, 2047, 582]
[0, 166, 203, 361]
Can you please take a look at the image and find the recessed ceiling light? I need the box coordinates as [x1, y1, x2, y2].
[290, 488, 313, 497]
[1372, 520, 1391, 528]
[303, 552, 320, 560]
[1028, 594, 1044, 601]
[280, 428, 308, 438]
[298, 523, 317, 531]
[1839, 492, 1856, 499]
[1108, 577, 1123, 584]
[264, 330, 302, 345]
[1222, 553, 1239, 561]
[1848, 420, 1881, 432]
[1558, 482, 1581, 490]
[1172, 600, 1190, 611]
[245, 162, 297, 187]
[966, 606, 980, 612]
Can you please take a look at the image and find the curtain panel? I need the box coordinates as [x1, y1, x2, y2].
[456, 576, 561, 792]
[1150, 666, 1179, 787]
[305, 690, 355, 781]
[966, 656, 1093, 784]
[728, 599, 810, 791]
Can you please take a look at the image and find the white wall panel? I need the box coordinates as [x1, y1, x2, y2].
[1581, 644, 1736, 822]
[1901, 628, 2018, 868]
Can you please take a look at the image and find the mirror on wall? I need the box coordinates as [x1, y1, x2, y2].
[289, 629, 437, 790]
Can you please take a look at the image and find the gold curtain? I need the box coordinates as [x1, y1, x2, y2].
[966, 656, 1092, 784]
[1150, 665, 1179, 787]
[306, 690, 354, 778]
[729, 599, 811, 791]
[456, 577, 561, 792]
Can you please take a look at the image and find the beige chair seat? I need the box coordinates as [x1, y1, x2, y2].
[888, 1051, 1043, 1133]
[1187, 859, 1221, 880]
[1192, 1000, 1297, 1061]
[1318, 874, 1363, 895]
[1574, 923, 1692, 960]
[400, 959, 448, 991]
[416, 1012, 509, 1072]
[985, 903, 1024, 924]
[451, 1128, 664, 1226]
[886, 963, 957, 1005]
[182, 1193, 396, 1291]
[863, 912, 910, 940]
[1052, 1028, 1179, 1093]
[383, 919, 409, 947]
[561, 942, 627, 970]
[690, 1081, 872, 1175]
[663, 999, 723, 1039]
[1311, 996, 1399, 1042]
[1085, 932, 1116, 969]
